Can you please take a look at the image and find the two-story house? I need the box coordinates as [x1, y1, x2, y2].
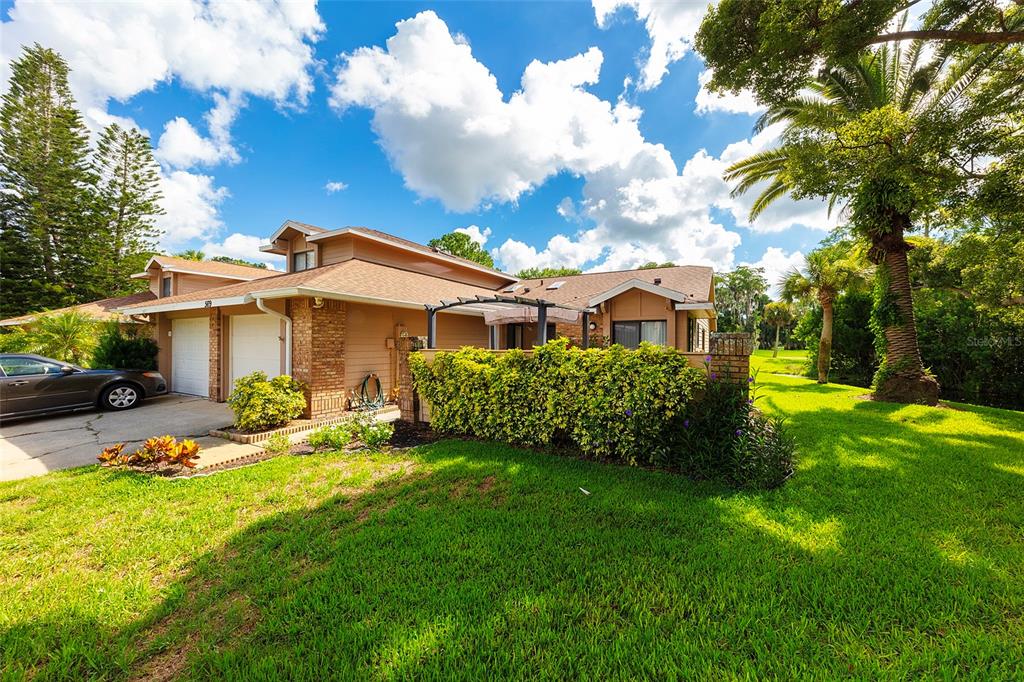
[119, 221, 716, 418]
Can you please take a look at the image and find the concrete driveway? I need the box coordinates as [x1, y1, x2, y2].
[1, 395, 234, 482]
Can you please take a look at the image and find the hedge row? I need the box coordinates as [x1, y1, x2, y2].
[410, 340, 706, 466]
[411, 340, 795, 489]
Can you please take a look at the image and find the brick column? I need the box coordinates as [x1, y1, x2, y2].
[554, 312, 606, 348]
[290, 297, 347, 419]
[209, 307, 223, 401]
[396, 333, 426, 422]
[708, 332, 753, 384]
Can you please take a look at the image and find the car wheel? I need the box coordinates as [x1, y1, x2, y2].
[101, 383, 141, 411]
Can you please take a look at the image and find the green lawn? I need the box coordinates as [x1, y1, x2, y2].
[2, 364, 1023, 679]
[753, 347, 810, 376]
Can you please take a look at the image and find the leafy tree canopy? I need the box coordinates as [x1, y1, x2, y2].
[638, 261, 676, 269]
[696, 0, 1024, 106]
[715, 266, 769, 333]
[210, 255, 268, 269]
[427, 231, 494, 268]
[515, 266, 583, 279]
[175, 249, 206, 261]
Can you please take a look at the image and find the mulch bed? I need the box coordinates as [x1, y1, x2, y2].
[389, 420, 445, 448]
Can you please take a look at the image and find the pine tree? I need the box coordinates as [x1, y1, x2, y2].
[0, 44, 96, 317]
[91, 123, 163, 296]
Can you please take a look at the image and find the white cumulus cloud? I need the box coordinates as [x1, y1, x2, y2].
[324, 180, 349, 194]
[330, 11, 828, 275]
[201, 232, 284, 270]
[156, 171, 230, 249]
[694, 69, 765, 116]
[454, 225, 492, 246]
[742, 247, 806, 299]
[2, 0, 324, 252]
[593, 0, 705, 91]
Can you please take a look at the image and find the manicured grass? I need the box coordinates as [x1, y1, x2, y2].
[2, 369, 1023, 678]
[753, 347, 809, 376]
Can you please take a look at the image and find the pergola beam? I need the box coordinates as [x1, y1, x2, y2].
[423, 295, 597, 349]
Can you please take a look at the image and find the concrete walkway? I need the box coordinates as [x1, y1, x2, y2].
[1, 395, 233, 481]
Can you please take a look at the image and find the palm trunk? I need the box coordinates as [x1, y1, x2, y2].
[870, 217, 939, 404]
[772, 324, 781, 358]
[818, 296, 833, 384]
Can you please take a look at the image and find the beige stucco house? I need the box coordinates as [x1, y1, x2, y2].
[118, 221, 716, 418]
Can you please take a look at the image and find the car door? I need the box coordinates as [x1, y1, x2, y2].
[0, 356, 94, 417]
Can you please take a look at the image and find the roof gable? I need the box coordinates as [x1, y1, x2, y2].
[132, 255, 277, 281]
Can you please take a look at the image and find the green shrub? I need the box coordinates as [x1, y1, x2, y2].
[227, 372, 306, 433]
[91, 322, 159, 369]
[411, 339, 706, 467]
[0, 328, 34, 353]
[413, 340, 795, 489]
[672, 376, 795, 489]
[29, 311, 97, 365]
[357, 419, 394, 450]
[307, 422, 355, 451]
[264, 432, 291, 456]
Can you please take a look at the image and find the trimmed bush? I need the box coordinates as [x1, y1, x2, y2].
[91, 322, 159, 370]
[411, 340, 705, 467]
[412, 340, 795, 489]
[227, 372, 306, 433]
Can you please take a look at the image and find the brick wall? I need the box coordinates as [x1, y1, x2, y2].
[708, 332, 753, 384]
[208, 307, 223, 401]
[290, 297, 348, 418]
[554, 312, 607, 348]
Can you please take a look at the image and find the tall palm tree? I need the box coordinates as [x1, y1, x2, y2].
[723, 28, 1017, 403]
[762, 301, 793, 358]
[781, 244, 868, 383]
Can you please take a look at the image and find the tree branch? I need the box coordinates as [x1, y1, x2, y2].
[867, 29, 1024, 45]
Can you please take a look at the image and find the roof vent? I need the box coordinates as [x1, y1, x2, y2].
[546, 281, 565, 290]
[653, 277, 662, 285]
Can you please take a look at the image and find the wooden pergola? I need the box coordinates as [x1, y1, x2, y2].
[424, 295, 597, 349]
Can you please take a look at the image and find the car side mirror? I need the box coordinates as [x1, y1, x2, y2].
[60, 366, 75, 374]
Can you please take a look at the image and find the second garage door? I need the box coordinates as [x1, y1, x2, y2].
[230, 314, 282, 391]
[171, 317, 210, 397]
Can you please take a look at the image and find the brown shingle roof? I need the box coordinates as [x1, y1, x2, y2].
[119, 259, 501, 311]
[512, 265, 714, 307]
[149, 255, 279, 279]
[316, 225, 515, 279]
[0, 291, 157, 326]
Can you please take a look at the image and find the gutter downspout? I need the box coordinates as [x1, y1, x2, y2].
[254, 296, 292, 375]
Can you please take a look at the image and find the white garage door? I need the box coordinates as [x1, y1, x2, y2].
[230, 314, 282, 392]
[171, 317, 209, 397]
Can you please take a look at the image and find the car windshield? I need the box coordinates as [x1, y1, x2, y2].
[0, 357, 65, 377]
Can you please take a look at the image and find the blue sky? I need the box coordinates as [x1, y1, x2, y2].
[1, 1, 833, 286]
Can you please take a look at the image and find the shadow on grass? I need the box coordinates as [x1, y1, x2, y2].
[5, 402, 1024, 679]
